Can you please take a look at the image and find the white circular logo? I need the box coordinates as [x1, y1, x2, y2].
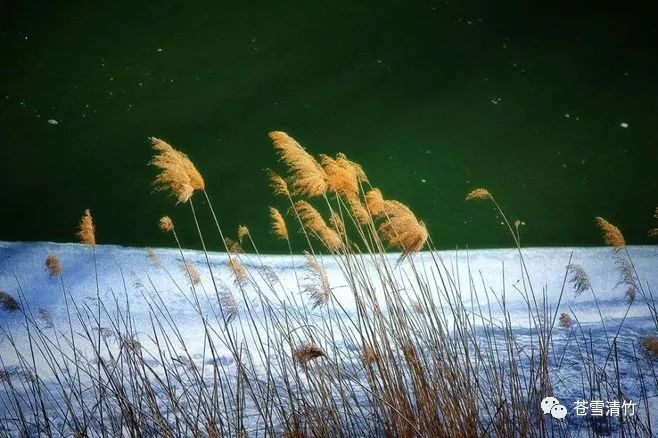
[541, 397, 560, 415]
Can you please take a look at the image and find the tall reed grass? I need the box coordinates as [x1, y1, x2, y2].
[0, 132, 656, 437]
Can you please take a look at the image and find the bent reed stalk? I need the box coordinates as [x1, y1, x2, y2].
[0, 132, 656, 437]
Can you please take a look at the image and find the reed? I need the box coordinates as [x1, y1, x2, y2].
[0, 130, 656, 438]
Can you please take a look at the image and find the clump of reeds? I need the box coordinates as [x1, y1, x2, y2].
[595, 216, 625, 249]
[294, 343, 325, 365]
[77, 209, 96, 245]
[45, 254, 62, 277]
[0, 291, 20, 312]
[229, 257, 247, 286]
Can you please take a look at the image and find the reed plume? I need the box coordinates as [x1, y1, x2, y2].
[150, 137, 205, 204]
[38, 308, 53, 328]
[559, 312, 573, 328]
[147, 248, 162, 268]
[303, 253, 331, 308]
[595, 216, 625, 248]
[229, 257, 248, 286]
[363, 346, 379, 365]
[346, 195, 371, 225]
[77, 209, 96, 246]
[269, 131, 327, 197]
[329, 211, 345, 235]
[45, 254, 62, 277]
[294, 343, 325, 365]
[184, 263, 201, 286]
[269, 207, 289, 240]
[642, 336, 658, 357]
[224, 237, 243, 254]
[0, 291, 20, 312]
[320, 153, 359, 198]
[267, 169, 290, 198]
[238, 225, 250, 244]
[626, 288, 637, 302]
[465, 188, 492, 201]
[567, 264, 591, 296]
[378, 200, 428, 254]
[366, 188, 385, 216]
[295, 201, 342, 251]
[159, 216, 174, 232]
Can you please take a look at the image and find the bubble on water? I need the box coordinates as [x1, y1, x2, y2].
[421, 179, 426, 183]
[564, 113, 570, 118]
[620, 122, 629, 128]
[47, 119, 58, 125]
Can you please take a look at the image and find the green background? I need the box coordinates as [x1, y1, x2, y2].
[1, 1, 656, 253]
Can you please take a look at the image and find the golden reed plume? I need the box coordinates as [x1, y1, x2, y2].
[366, 188, 385, 216]
[77, 209, 96, 246]
[150, 137, 205, 204]
[159, 216, 174, 232]
[269, 131, 327, 197]
[237, 225, 250, 244]
[295, 201, 343, 251]
[0, 291, 20, 313]
[559, 312, 573, 328]
[465, 188, 492, 201]
[45, 255, 62, 277]
[224, 238, 243, 254]
[595, 216, 625, 248]
[320, 153, 360, 198]
[269, 207, 289, 240]
[347, 195, 371, 225]
[378, 200, 428, 254]
[363, 346, 379, 365]
[267, 169, 290, 198]
[229, 257, 248, 286]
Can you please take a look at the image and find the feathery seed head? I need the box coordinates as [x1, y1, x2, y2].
[294, 343, 325, 365]
[595, 216, 625, 248]
[363, 346, 379, 364]
[303, 253, 331, 308]
[267, 169, 290, 198]
[237, 225, 249, 243]
[224, 237, 243, 254]
[77, 209, 96, 246]
[229, 257, 248, 286]
[184, 263, 201, 285]
[269, 207, 289, 240]
[567, 264, 591, 296]
[559, 312, 573, 328]
[465, 188, 492, 201]
[320, 153, 359, 198]
[150, 137, 204, 203]
[346, 194, 371, 225]
[45, 254, 62, 277]
[0, 292, 20, 313]
[295, 201, 343, 252]
[626, 288, 637, 302]
[365, 188, 385, 216]
[378, 200, 428, 254]
[159, 216, 174, 232]
[269, 131, 327, 197]
[642, 336, 658, 357]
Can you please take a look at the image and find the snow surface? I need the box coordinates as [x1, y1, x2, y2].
[1, 241, 657, 435]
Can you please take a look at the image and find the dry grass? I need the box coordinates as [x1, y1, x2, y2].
[159, 215, 174, 232]
[1, 131, 656, 438]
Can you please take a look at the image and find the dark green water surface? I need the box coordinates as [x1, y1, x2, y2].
[1, 1, 657, 252]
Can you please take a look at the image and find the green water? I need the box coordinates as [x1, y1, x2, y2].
[1, 2, 656, 253]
